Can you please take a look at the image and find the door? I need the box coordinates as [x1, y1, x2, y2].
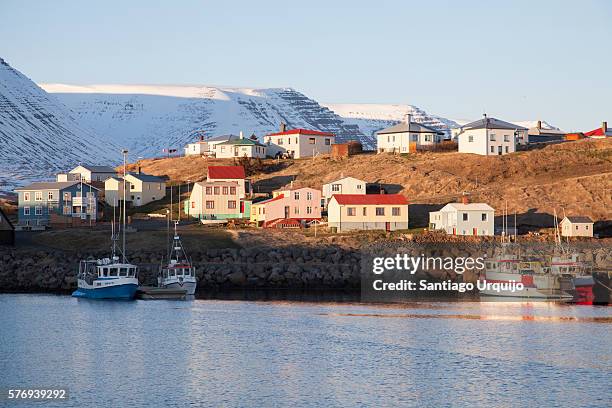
[498, 146, 502, 155]
[452, 227, 456, 235]
[385, 222, 391, 232]
[234, 147, 239, 157]
[284, 206, 290, 219]
[473, 228, 478, 236]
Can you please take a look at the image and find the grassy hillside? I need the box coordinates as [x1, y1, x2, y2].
[127, 139, 612, 229]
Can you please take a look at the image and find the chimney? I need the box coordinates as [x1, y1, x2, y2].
[537, 120, 542, 129]
[280, 122, 287, 132]
[137, 166, 141, 174]
[405, 113, 412, 124]
[460, 192, 470, 205]
[199, 134, 204, 142]
[239, 131, 244, 139]
[603, 121, 608, 133]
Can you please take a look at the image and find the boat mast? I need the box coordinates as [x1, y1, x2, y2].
[122, 149, 128, 263]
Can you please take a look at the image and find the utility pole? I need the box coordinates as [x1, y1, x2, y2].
[122, 149, 128, 263]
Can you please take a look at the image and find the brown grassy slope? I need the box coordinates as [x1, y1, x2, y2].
[127, 139, 612, 227]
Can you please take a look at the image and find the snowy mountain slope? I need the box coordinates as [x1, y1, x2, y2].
[323, 103, 460, 139]
[0, 58, 119, 190]
[42, 84, 373, 157]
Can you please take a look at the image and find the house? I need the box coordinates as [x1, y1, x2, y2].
[250, 187, 321, 227]
[322, 176, 366, 209]
[327, 194, 409, 232]
[57, 165, 117, 183]
[14, 181, 99, 228]
[0, 207, 15, 245]
[207, 166, 250, 199]
[560, 216, 594, 238]
[429, 202, 494, 236]
[376, 115, 445, 153]
[528, 121, 566, 144]
[104, 177, 132, 206]
[186, 181, 250, 220]
[215, 133, 267, 159]
[264, 124, 335, 158]
[206, 134, 240, 156]
[184, 135, 210, 156]
[584, 121, 611, 139]
[105, 173, 165, 207]
[457, 115, 528, 156]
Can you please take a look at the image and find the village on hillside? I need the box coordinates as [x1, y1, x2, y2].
[1, 116, 611, 247]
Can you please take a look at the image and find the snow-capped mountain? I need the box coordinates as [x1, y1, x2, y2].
[42, 84, 373, 157]
[323, 103, 459, 138]
[0, 58, 119, 190]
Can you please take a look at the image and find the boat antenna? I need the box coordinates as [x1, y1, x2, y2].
[122, 149, 128, 263]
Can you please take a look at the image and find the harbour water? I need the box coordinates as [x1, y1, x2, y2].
[0, 294, 610, 407]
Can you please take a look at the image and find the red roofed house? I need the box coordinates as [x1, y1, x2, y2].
[264, 123, 335, 159]
[327, 194, 409, 232]
[584, 121, 612, 138]
[207, 166, 250, 199]
[250, 187, 322, 228]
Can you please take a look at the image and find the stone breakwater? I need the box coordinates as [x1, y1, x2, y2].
[0, 243, 609, 293]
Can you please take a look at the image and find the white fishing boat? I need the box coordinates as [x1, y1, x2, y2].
[72, 150, 139, 300]
[158, 221, 197, 295]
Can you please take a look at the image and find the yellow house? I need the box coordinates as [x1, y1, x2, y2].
[123, 173, 166, 207]
[327, 194, 409, 232]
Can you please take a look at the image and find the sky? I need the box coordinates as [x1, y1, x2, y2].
[1, 0, 611, 131]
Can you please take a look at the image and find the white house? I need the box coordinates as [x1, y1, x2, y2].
[457, 115, 528, 156]
[207, 166, 250, 199]
[215, 134, 267, 159]
[105, 172, 166, 207]
[322, 176, 366, 209]
[184, 136, 210, 156]
[429, 202, 495, 236]
[206, 134, 240, 156]
[264, 126, 335, 158]
[560, 216, 594, 238]
[376, 115, 444, 153]
[57, 165, 117, 183]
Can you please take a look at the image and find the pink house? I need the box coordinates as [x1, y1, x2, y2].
[250, 187, 321, 228]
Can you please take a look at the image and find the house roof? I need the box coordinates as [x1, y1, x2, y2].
[15, 181, 81, 191]
[207, 134, 240, 142]
[0, 207, 14, 230]
[254, 194, 285, 205]
[217, 137, 265, 147]
[440, 203, 494, 212]
[332, 194, 408, 205]
[125, 172, 165, 183]
[460, 117, 528, 131]
[564, 216, 593, 223]
[324, 176, 366, 185]
[584, 127, 612, 137]
[73, 165, 116, 173]
[266, 128, 335, 137]
[528, 127, 566, 136]
[207, 166, 245, 180]
[377, 122, 444, 135]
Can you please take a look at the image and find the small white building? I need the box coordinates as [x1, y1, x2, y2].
[105, 173, 166, 207]
[322, 176, 366, 209]
[57, 165, 116, 183]
[457, 115, 527, 156]
[429, 202, 495, 236]
[264, 126, 335, 159]
[205, 134, 240, 156]
[215, 134, 267, 159]
[377, 115, 444, 153]
[560, 216, 594, 238]
[184, 136, 209, 156]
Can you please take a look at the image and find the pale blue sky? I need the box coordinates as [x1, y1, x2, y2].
[1, 0, 610, 131]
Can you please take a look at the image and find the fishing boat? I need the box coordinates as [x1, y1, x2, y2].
[158, 221, 197, 295]
[550, 253, 595, 304]
[72, 150, 139, 300]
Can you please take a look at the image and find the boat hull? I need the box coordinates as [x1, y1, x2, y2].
[161, 280, 197, 296]
[72, 282, 139, 300]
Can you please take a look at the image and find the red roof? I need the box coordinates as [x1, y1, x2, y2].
[207, 166, 245, 179]
[584, 127, 607, 136]
[266, 128, 335, 137]
[257, 194, 284, 205]
[332, 194, 408, 205]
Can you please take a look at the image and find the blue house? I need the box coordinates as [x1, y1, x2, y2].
[14, 181, 99, 228]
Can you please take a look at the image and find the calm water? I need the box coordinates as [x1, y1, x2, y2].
[0, 295, 610, 407]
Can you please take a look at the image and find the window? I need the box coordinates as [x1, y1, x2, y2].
[24, 206, 30, 216]
[504, 135, 510, 142]
[462, 213, 468, 221]
[119, 268, 127, 277]
[223, 186, 229, 195]
[131, 184, 135, 190]
[206, 201, 214, 209]
[278, 138, 283, 145]
[228, 200, 236, 209]
[230, 186, 236, 195]
[294, 207, 300, 214]
[24, 192, 31, 201]
[307, 192, 312, 200]
[220, 146, 226, 152]
[35, 206, 42, 216]
[363, 207, 367, 216]
[575, 225, 579, 230]
[191, 201, 196, 209]
[206, 186, 212, 195]
[48, 191, 54, 200]
[392, 207, 400, 216]
[505, 146, 509, 153]
[147, 185, 151, 190]
[376, 207, 385, 216]
[63, 206, 71, 215]
[357, 185, 362, 190]
[347, 207, 356, 216]
[325, 138, 331, 145]
[214, 187, 220, 195]
[35, 192, 42, 201]
[490, 134, 496, 141]
[332, 184, 341, 192]
[468, 135, 474, 142]
[490, 146, 495, 153]
[109, 268, 118, 277]
[294, 192, 300, 200]
[424, 135, 432, 142]
[306, 206, 312, 214]
[481, 213, 487, 221]
[308, 138, 316, 144]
